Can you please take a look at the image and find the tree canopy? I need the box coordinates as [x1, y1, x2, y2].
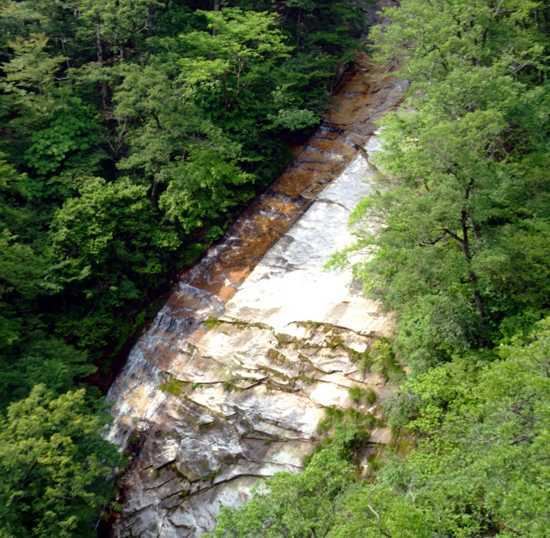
[0, 385, 122, 537]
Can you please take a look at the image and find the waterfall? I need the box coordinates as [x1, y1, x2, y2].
[107, 53, 407, 537]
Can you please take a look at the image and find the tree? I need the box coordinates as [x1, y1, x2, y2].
[114, 7, 320, 228]
[210, 442, 355, 537]
[334, 0, 550, 370]
[371, 317, 550, 537]
[47, 176, 179, 350]
[0, 385, 122, 538]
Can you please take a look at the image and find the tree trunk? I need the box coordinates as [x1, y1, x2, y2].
[96, 21, 109, 114]
[460, 208, 489, 344]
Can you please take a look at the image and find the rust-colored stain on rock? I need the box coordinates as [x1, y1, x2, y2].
[107, 42, 407, 537]
[176, 54, 398, 306]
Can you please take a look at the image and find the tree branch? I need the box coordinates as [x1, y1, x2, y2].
[443, 228, 464, 244]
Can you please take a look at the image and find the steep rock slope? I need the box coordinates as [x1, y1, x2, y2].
[107, 36, 406, 538]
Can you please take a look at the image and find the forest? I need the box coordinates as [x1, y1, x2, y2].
[0, 0, 362, 535]
[0, 0, 549, 536]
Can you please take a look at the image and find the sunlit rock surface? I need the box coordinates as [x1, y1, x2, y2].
[107, 46, 407, 537]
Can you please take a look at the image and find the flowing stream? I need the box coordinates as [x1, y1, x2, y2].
[106, 15, 407, 536]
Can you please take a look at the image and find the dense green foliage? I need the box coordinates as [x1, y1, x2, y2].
[0, 385, 122, 537]
[2, 0, 548, 534]
[345, 0, 550, 372]
[212, 0, 550, 536]
[0, 0, 362, 534]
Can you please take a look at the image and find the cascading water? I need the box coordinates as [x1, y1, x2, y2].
[106, 18, 407, 536]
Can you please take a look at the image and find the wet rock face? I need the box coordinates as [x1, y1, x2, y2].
[107, 52, 407, 536]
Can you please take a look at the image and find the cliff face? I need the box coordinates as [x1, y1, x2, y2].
[107, 36, 407, 537]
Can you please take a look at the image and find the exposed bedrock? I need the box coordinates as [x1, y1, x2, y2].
[107, 42, 407, 537]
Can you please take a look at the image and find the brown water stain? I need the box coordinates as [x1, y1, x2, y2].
[108, 54, 404, 379]
[105, 45, 406, 538]
[174, 54, 401, 307]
